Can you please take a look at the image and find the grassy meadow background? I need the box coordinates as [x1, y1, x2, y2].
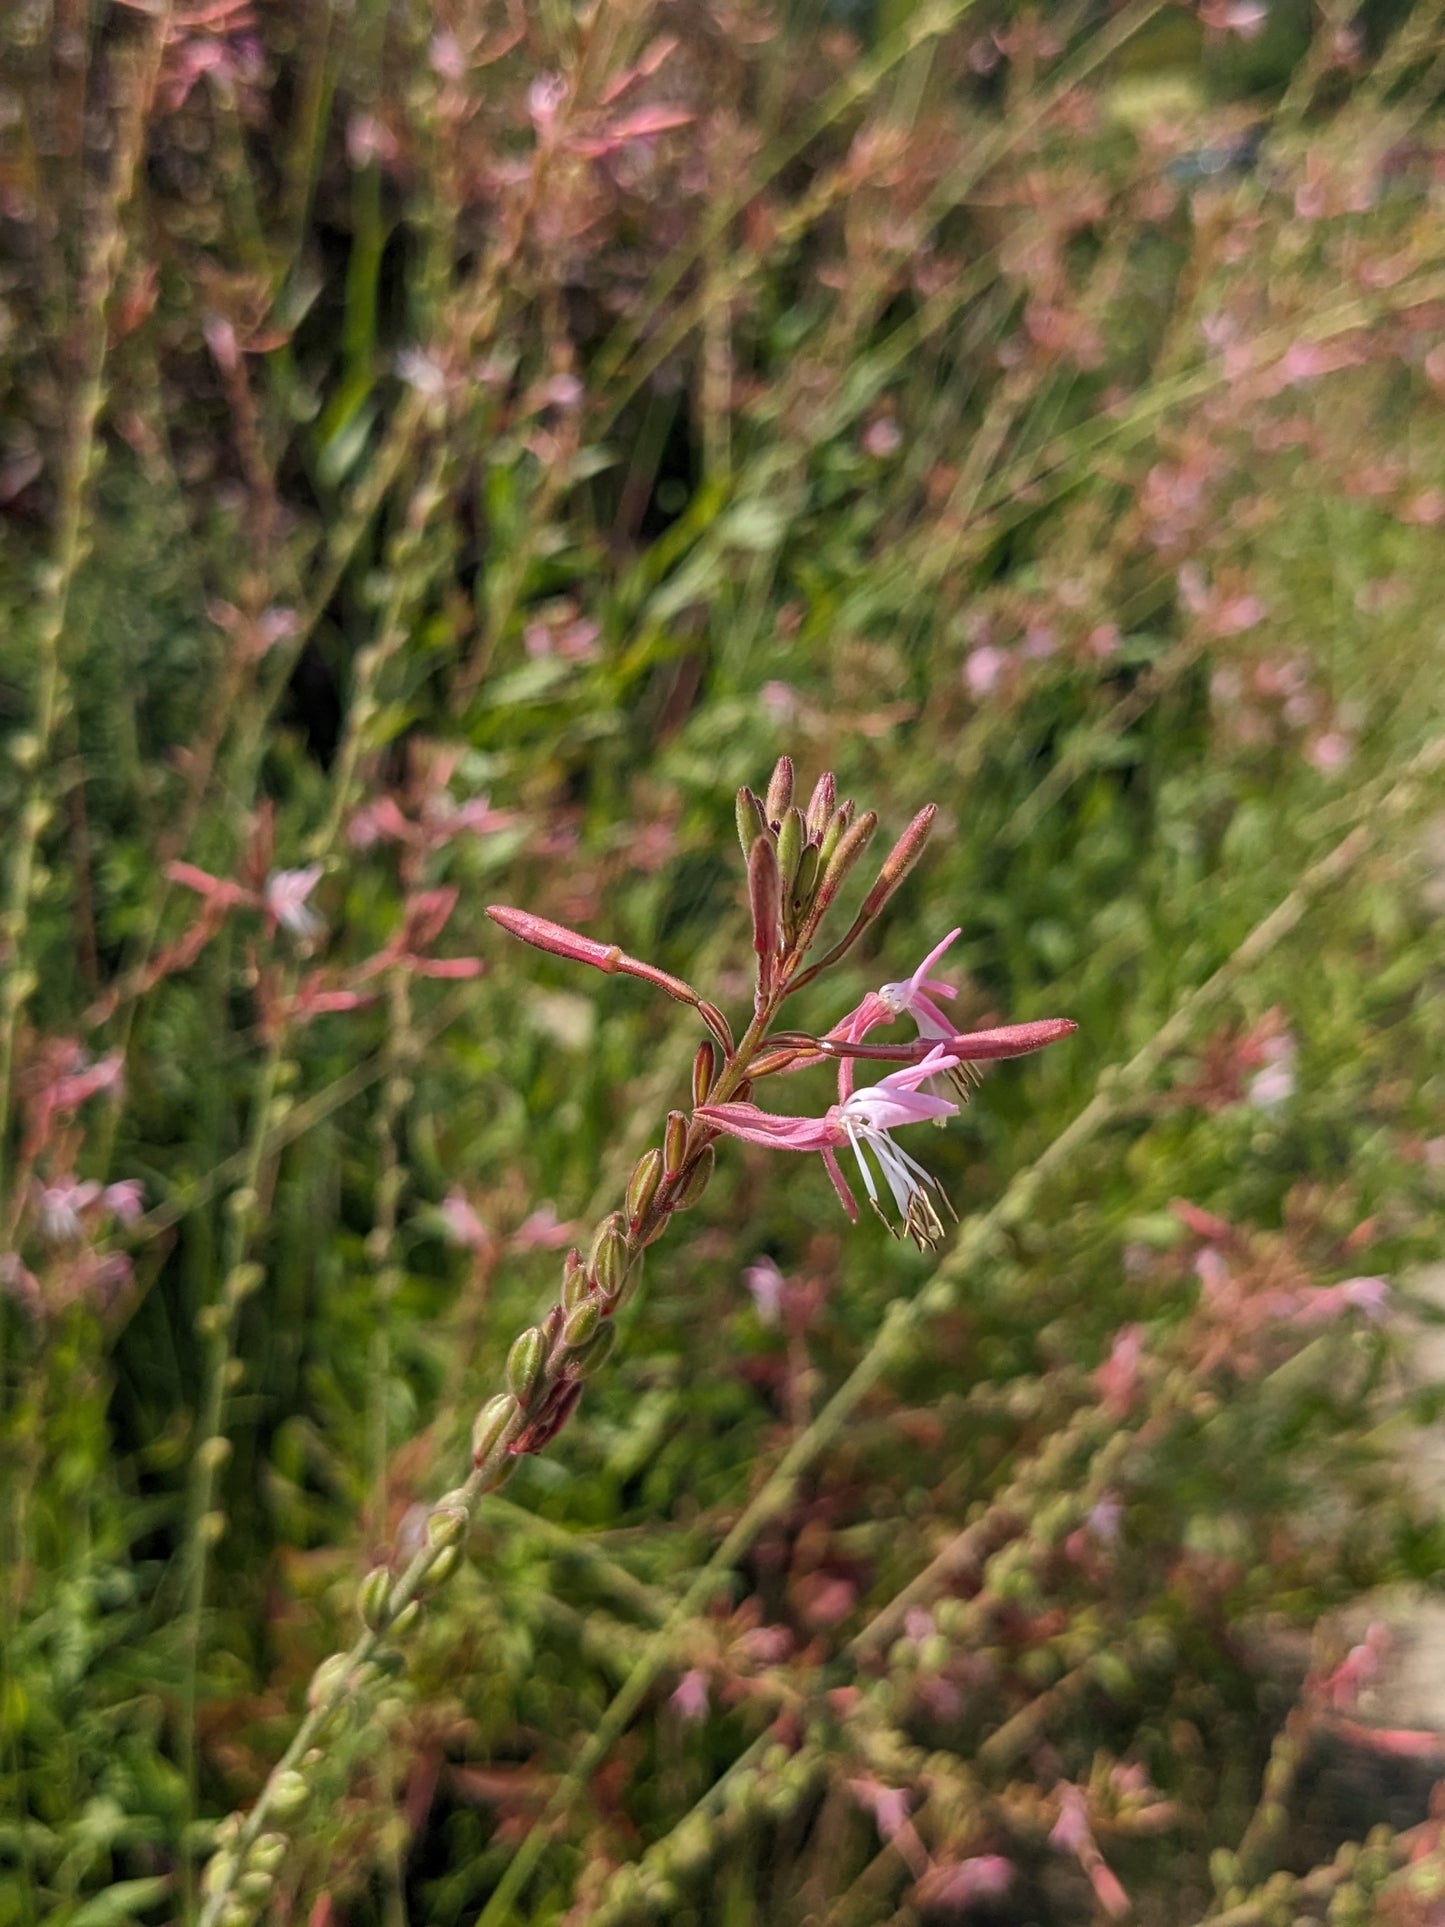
[2, 0, 1445, 1921]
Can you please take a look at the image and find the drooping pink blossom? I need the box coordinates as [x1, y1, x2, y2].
[699, 1049, 961, 1248]
[744, 1255, 786, 1325]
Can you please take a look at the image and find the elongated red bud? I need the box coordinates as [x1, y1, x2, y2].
[692, 1040, 718, 1106]
[764, 755, 794, 824]
[805, 770, 836, 841]
[749, 834, 781, 992]
[736, 786, 768, 859]
[486, 906, 715, 1032]
[856, 804, 936, 923]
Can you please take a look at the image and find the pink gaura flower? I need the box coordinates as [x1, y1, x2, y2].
[264, 866, 324, 942]
[670, 1668, 710, 1722]
[698, 1048, 961, 1248]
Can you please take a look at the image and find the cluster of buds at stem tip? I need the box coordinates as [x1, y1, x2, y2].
[736, 755, 940, 1007]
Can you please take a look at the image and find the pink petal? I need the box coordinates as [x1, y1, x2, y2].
[695, 1103, 840, 1151]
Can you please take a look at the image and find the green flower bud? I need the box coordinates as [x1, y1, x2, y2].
[471, 1393, 517, 1466]
[269, 1771, 312, 1821]
[790, 841, 820, 915]
[357, 1565, 393, 1631]
[626, 1148, 664, 1229]
[588, 1212, 629, 1302]
[425, 1543, 462, 1588]
[426, 1504, 468, 1551]
[390, 1600, 420, 1637]
[252, 1834, 288, 1869]
[571, 1321, 618, 1377]
[238, 1869, 274, 1903]
[506, 1326, 548, 1407]
[561, 1247, 588, 1308]
[202, 1853, 237, 1899]
[663, 1110, 689, 1180]
[735, 786, 767, 858]
[562, 1296, 603, 1351]
[775, 806, 806, 897]
[673, 1146, 715, 1210]
[224, 1262, 264, 1307]
[308, 1652, 351, 1710]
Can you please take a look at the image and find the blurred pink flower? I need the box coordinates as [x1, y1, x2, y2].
[103, 1180, 145, 1226]
[439, 1192, 489, 1249]
[914, 1855, 1015, 1909]
[744, 1255, 785, 1325]
[964, 645, 1007, 697]
[670, 1668, 710, 1721]
[37, 1177, 102, 1241]
[263, 866, 325, 941]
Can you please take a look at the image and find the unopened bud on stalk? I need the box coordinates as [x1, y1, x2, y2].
[749, 835, 781, 990]
[626, 1148, 664, 1229]
[796, 809, 877, 952]
[571, 1320, 618, 1377]
[764, 755, 794, 825]
[425, 1543, 463, 1588]
[588, 1212, 630, 1302]
[426, 1505, 468, 1551]
[775, 807, 806, 899]
[358, 1566, 393, 1631]
[663, 1110, 689, 1179]
[673, 1145, 715, 1209]
[471, 1392, 517, 1465]
[856, 804, 936, 923]
[269, 1772, 312, 1821]
[562, 1295, 603, 1350]
[791, 842, 820, 915]
[692, 1041, 717, 1106]
[805, 770, 836, 840]
[561, 1246, 588, 1309]
[506, 1327, 548, 1406]
[735, 787, 768, 859]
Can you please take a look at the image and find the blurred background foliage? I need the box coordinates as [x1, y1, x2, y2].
[1, 0, 1444, 1921]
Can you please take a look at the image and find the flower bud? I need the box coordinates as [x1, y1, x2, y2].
[426, 1504, 468, 1551]
[588, 1211, 629, 1302]
[692, 1041, 717, 1106]
[805, 770, 836, 840]
[775, 807, 806, 898]
[269, 1772, 312, 1821]
[856, 803, 936, 924]
[673, 1145, 715, 1210]
[506, 1327, 548, 1407]
[795, 809, 878, 953]
[308, 1652, 352, 1710]
[790, 842, 820, 915]
[663, 1110, 689, 1179]
[471, 1392, 517, 1465]
[626, 1148, 664, 1230]
[571, 1320, 618, 1377]
[390, 1600, 420, 1637]
[357, 1565, 393, 1630]
[561, 1247, 588, 1309]
[748, 834, 781, 986]
[424, 1543, 462, 1588]
[562, 1295, 603, 1351]
[735, 786, 768, 859]
[764, 755, 794, 824]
